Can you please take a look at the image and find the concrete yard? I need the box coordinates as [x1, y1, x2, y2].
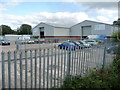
[0, 42, 114, 88]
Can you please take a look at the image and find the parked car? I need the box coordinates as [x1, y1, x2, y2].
[58, 42, 79, 50]
[83, 39, 98, 46]
[0, 39, 10, 45]
[34, 39, 45, 44]
[69, 41, 85, 49]
[106, 45, 119, 54]
[27, 39, 35, 44]
[78, 40, 91, 48]
[15, 40, 27, 44]
[15, 39, 35, 44]
[95, 39, 104, 44]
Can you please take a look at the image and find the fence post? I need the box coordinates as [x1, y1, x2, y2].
[1, 52, 5, 89]
[102, 47, 106, 69]
[67, 47, 71, 76]
[102, 38, 107, 69]
[16, 40, 20, 51]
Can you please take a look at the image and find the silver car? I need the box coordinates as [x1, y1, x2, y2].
[106, 45, 119, 54]
[83, 39, 98, 46]
[78, 40, 91, 48]
[0, 39, 10, 45]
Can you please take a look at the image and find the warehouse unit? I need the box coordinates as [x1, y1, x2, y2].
[32, 22, 70, 39]
[70, 20, 114, 39]
[32, 20, 116, 39]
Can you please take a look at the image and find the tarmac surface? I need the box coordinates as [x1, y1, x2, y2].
[0, 42, 114, 88]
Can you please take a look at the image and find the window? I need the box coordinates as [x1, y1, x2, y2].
[63, 42, 68, 45]
[94, 24, 105, 30]
[74, 41, 80, 44]
[69, 42, 75, 45]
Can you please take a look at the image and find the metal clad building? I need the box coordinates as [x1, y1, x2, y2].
[32, 20, 115, 39]
[54, 27, 70, 37]
[70, 20, 114, 38]
[32, 22, 70, 38]
[32, 23, 54, 38]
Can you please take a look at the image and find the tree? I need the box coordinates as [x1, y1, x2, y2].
[112, 18, 120, 58]
[112, 31, 120, 43]
[112, 18, 120, 42]
[1, 25, 16, 35]
[19, 24, 32, 35]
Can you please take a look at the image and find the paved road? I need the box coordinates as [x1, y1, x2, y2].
[1, 42, 58, 52]
[0, 42, 58, 89]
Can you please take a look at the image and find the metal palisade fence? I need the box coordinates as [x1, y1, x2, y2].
[0, 44, 114, 88]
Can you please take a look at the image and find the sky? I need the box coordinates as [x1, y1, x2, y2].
[0, 0, 119, 29]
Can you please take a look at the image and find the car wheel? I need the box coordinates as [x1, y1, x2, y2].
[63, 47, 66, 49]
[65, 47, 68, 50]
[58, 46, 62, 49]
[79, 47, 83, 49]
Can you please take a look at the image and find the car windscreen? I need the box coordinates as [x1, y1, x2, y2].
[69, 42, 75, 45]
[74, 41, 81, 44]
[82, 41, 87, 44]
[86, 41, 94, 42]
[1, 39, 9, 42]
[78, 41, 84, 44]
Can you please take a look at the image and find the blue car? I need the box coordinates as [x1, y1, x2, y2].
[58, 42, 79, 50]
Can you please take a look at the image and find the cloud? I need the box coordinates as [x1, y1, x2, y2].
[76, 2, 118, 22]
[0, 2, 118, 29]
[0, 11, 116, 29]
[79, 2, 118, 10]
[0, 12, 90, 29]
[0, 2, 20, 12]
[0, 3, 7, 11]
[1, 0, 119, 2]
[96, 8, 118, 17]
[96, 16, 109, 22]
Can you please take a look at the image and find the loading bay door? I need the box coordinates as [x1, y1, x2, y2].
[82, 26, 92, 36]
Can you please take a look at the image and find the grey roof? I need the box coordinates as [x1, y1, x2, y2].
[84, 20, 112, 25]
[33, 20, 112, 29]
[45, 22, 70, 28]
[32, 22, 70, 29]
[71, 20, 112, 28]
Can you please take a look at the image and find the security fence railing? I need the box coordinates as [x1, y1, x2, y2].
[0, 44, 114, 88]
[15, 38, 79, 51]
[15, 38, 106, 51]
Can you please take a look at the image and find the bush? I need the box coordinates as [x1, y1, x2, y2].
[62, 67, 120, 89]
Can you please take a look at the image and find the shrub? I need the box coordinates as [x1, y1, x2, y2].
[62, 67, 120, 89]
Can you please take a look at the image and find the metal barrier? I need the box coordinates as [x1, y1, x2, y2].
[0, 44, 114, 88]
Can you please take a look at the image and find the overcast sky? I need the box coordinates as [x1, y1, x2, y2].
[0, 0, 119, 29]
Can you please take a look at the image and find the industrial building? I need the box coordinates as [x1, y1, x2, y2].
[32, 22, 70, 39]
[32, 20, 117, 39]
